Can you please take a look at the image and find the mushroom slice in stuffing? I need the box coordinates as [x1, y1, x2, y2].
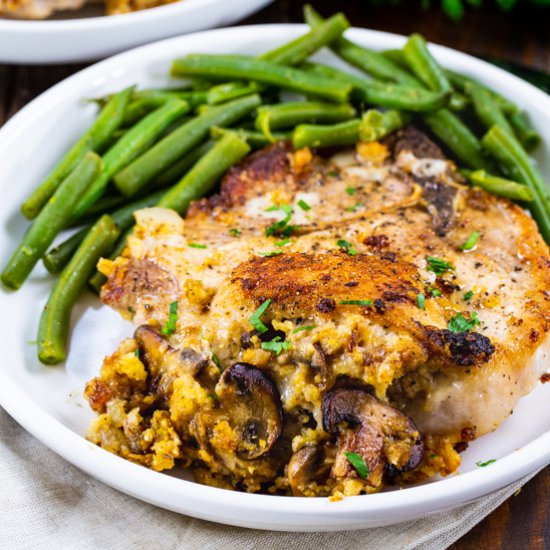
[216, 362, 283, 460]
[287, 445, 333, 497]
[322, 388, 424, 488]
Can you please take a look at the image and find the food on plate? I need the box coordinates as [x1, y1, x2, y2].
[83, 131, 549, 496]
[0, 0, 181, 19]
[2, 7, 549, 497]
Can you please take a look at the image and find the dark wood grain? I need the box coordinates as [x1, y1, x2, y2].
[0, 1, 548, 547]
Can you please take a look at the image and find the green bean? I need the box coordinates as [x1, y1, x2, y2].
[88, 227, 133, 295]
[151, 141, 215, 188]
[158, 132, 251, 214]
[509, 111, 541, 151]
[260, 12, 349, 66]
[465, 170, 534, 202]
[207, 82, 258, 105]
[448, 91, 469, 111]
[211, 127, 290, 149]
[465, 81, 514, 135]
[359, 109, 411, 142]
[37, 215, 120, 365]
[304, 6, 421, 87]
[70, 193, 128, 225]
[2, 152, 102, 290]
[292, 119, 360, 149]
[445, 70, 518, 115]
[43, 189, 165, 274]
[255, 101, 356, 141]
[70, 98, 189, 222]
[424, 109, 492, 170]
[21, 87, 132, 220]
[301, 62, 446, 112]
[171, 55, 352, 104]
[402, 34, 452, 95]
[482, 125, 550, 243]
[115, 94, 261, 197]
[381, 49, 408, 68]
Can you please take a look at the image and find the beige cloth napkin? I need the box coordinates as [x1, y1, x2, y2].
[0, 408, 539, 550]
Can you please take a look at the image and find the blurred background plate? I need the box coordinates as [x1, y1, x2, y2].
[0, 0, 273, 64]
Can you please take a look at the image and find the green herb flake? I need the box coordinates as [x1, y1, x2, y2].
[447, 312, 480, 333]
[337, 239, 358, 256]
[258, 250, 283, 257]
[249, 299, 272, 334]
[211, 352, 223, 372]
[426, 256, 454, 275]
[297, 199, 311, 211]
[265, 204, 294, 237]
[430, 453, 438, 459]
[275, 238, 291, 247]
[261, 336, 291, 355]
[429, 287, 442, 297]
[161, 301, 179, 336]
[339, 299, 373, 307]
[208, 393, 218, 401]
[189, 243, 207, 249]
[292, 325, 316, 334]
[229, 228, 241, 237]
[417, 293, 426, 310]
[476, 459, 497, 468]
[127, 306, 136, 319]
[345, 202, 364, 213]
[328, 170, 338, 178]
[344, 451, 370, 479]
[463, 290, 474, 301]
[345, 186, 357, 196]
[460, 231, 480, 251]
[134, 349, 140, 358]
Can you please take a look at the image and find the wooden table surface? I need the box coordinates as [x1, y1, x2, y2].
[1, 1, 548, 548]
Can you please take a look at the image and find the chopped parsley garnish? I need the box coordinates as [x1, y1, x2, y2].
[211, 352, 223, 372]
[448, 312, 480, 333]
[208, 393, 218, 401]
[328, 170, 338, 178]
[297, 199, 311, 211]
[229, 228, 241, 237]
[337, 239, 358, 256]
[339, 299, 373, 307]
[345, 202, 364, 213]
[134, 348, 140, 358]
[426, 256, 454, 275]
[429, 287, 442, 297]
[275, 238, 291, 247]
[344, 451, 370, 479]
[461, 231, 480, 251]
[476, 459, 497, 468]
[345, 186, 357, 195]
[292, 325, 316, 333]
[127, 306, 135, 319]
[249, 299, 272, 334]
[265, 204, 294, 237]
[161, 301, 178, 336]
[463, 290, 474, 301]
[430, 453, 438, 459]
[258, 250, 283, 257]
[417, 293, 426, 310]
[261, 336, 290, 355]
[188, 243, 207, 249]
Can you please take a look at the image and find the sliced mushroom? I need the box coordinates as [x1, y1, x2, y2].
[216, 363, 283, 460]
[287, 445, 332, 496]
[322, 388, 424, 487]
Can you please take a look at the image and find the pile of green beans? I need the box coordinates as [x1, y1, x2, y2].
[3, 6, 548, 366]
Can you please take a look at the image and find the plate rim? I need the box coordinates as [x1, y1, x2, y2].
[0, 23, 549, 530]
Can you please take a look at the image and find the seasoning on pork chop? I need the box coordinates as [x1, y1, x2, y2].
[86, 129, 550, 497]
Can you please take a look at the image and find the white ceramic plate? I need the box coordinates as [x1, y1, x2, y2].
[0, 25, 549, 532]
[0, 0, 272, 64]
